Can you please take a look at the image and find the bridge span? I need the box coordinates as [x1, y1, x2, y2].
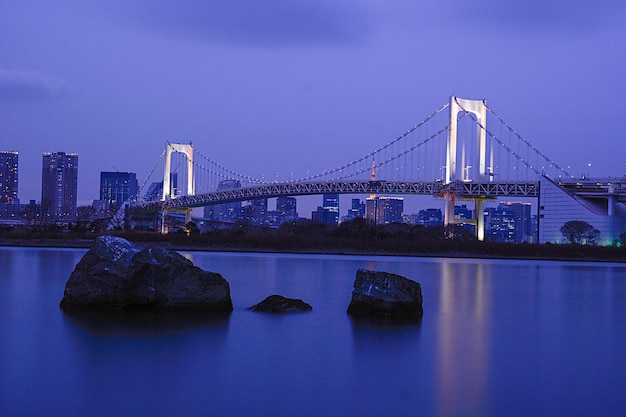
[159, 179, 539, 209]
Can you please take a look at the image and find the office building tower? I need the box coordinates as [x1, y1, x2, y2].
[204, 179, 242, 222]
[312, 194, 339, 225]
[365, 196, 404, 225]
[143, 173, 178, 202]
[452, 204, 474, 234]
[0, 151, 18, 204]
[485, 201, 533, 243]
[418, 208, 443, 226]
[346, 198, 365, 220]
[241, 198, 267, 225]
[276, 196, 297, 222]
[41, 152, 78, 218]
[100, 171, 138, 211]
[322, 193, 339, 225]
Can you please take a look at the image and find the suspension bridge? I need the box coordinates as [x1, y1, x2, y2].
[126, 96, 626, 244]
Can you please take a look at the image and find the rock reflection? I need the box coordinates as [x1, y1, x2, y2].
[62, 310, 231, 338]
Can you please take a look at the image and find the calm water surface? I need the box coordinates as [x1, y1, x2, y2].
[1, 247, 625, 417]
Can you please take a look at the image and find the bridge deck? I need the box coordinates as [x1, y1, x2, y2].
[144, 180, 539, 209]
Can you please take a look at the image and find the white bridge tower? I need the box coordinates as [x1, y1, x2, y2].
[162, 142, 194, 201]
[161, 142, 194, 233]
[444, 96, 489, 240]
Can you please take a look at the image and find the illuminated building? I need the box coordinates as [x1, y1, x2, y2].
[0, 151, 18, 204]
[41, 151, 78, 218]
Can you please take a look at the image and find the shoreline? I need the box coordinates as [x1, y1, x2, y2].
[2, 237, 626, 264]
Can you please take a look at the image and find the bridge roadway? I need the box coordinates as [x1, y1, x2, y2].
[153, 180, 540, 209]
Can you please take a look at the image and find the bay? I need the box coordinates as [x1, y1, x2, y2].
[1, 247, 625, 417]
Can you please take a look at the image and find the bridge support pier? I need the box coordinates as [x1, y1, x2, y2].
[475, 198, 485, 241]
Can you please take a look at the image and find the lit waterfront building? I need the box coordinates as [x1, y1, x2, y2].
[99, 171, 138, 211]
[204, 179, 242, 223]
[41, 151, 78, 218]
[0, 151, 18, 204]
[538, 177, 626, 245]
[277, 196, 297, 222]
[346, 198, 365, 221]
[484, 201, 533, 243]
[242, 198, 267, 225]
[312, 194, 339, 225]
[365, 196, 404, 225]
[418, 208, 443, 226]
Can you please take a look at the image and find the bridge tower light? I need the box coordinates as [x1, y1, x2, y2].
[162, 142, 194, 201]
[446, 96, 488, 183]
[445, 97, 488, 242]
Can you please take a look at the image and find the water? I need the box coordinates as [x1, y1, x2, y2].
[1, 247, 626, 417]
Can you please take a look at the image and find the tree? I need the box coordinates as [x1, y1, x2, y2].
[619, 231, 626, 248]
[560, 220, 601, 245]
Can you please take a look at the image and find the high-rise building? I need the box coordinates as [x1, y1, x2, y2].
[241, 198, 267, 225]
[323, 194, 339, 225]
[41, 152, 78, 218]
[365, 196, 404, 225]
[312, 194, 339, 225]
[99, 171, 138, 211]
[485, 201, 533, 243]
[204, 179, 242, 223]
[0, 151, 18, 204]
[346, 198, 365, 220]
[418, 208, 443, 226]
[276, 196, 297, 222]
[143, 173, 178, 202]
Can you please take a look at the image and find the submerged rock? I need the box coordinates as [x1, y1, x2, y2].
[60, 235, 233, 312]
[249, 295, 312, 313]
[347, 269, 423, 319]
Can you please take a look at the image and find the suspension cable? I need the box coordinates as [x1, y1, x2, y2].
[485, 105, 573, 178]
[290, 102, 450, 183]
[139, 149, 166, 196]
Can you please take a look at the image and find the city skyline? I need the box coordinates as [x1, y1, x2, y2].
[1, 2, 625, 208]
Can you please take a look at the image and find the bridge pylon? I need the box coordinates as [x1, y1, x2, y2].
[444, 96, 488, 240]
[161, 142, 194, 233]
[162, 142, 194, 201]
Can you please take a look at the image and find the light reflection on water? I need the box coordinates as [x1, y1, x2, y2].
[1, 247, 626, 417]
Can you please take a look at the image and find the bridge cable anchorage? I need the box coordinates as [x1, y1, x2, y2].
[485, 105, 573, 179]
[288, 102, 450, 183]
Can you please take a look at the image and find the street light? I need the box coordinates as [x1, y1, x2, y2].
[463, 165, 472, 182]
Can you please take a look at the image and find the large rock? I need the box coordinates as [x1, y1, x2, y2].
[347, 269, 423, 318]
[60, 235, 233, 312]
[249, 295, 312, 313]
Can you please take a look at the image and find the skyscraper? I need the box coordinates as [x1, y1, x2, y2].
[204, 179, 242, 222]
[485, 201, 533, 243]
[41, 152, 78, 218]
[0, 151, 18, 204]
[346, 198, 365, 220]
[365, 196, 404, 225]
[100, 171, 138, 210]
[276, 196, 297, 222]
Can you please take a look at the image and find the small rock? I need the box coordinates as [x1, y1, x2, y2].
[347, 269, 423, 319]
[249, 295, 312, 313]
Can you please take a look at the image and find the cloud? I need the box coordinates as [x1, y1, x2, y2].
[0, 69, 70, 101]
[459, 0, 626, 34]
[114, 0, 373, 46]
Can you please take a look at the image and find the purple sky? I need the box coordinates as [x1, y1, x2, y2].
[2, 1, 626, 214]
